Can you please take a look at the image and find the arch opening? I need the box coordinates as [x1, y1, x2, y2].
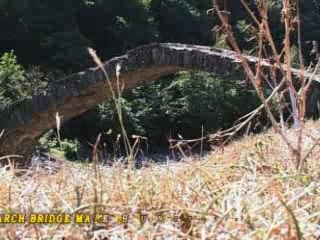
[1, 43, 320, 163]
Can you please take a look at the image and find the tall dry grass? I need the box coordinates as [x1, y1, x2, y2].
[1, 1, 320, 239]
[0, 120, 319, 239]
[211, 0, 320, 175]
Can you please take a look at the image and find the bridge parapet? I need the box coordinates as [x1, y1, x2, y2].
[0, 43, 319, 162]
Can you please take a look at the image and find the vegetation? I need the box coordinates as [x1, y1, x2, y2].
[0, 51, 26, 108]
[1, 0, 320, 238]
[61, 72, 259, 151]
[1, 120, 320, 239]
[39, 131, 81, 161]
[1, 0, 320, 152]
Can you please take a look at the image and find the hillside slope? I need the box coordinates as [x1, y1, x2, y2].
[0, 120, 320, 239]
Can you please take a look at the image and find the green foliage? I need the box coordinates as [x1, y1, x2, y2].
[2, 0, 320, 154]
[41, 30, 91, 71]
[215, 34, 230, 49]
[78, 0, 157, 58]
[226, 0, 320, 60]
[38, 130, 59, 150]
[150, 0, 214, 44]
[1, 0, 319, 70]
[0, 51, 49, 109]
[224, 1, 284, 53]
[0, 0, 92, 71]
[95, 72, 259, 149]
[291, 45, 300, 69]
[60, 139, 81, 161]
[300, 0, 320, 41]
[39, 130, 80, 161]
[0, 51, 25, 108]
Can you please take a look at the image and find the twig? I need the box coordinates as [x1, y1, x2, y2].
[301, 135, 320, 167]
[212, 77, 286, 146]
[213, 0, 296, 154]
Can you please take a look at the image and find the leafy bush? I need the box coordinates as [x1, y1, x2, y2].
[39, 130, 80, 161]
[61, 71, 259, 151]
[122, 71, 259, 147]
[38, 130, 59, 150]
[150, 0, 213, 44]
[59, 139, 81, 161]
[0, 51, 26, 108]
[0, 51, 49, 110]
[24, 65, 49, 95]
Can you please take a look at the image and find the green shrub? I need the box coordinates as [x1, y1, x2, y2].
[0, 51, 26, 109]
[93, 71, 260, 149]
[38, 130, 80, 161]
[38, 130, 59, 151]
[59, 139, 80, 161]
[0, 51, 49, 110]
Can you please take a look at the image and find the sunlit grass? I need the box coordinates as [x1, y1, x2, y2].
[0, 120, 320, 239]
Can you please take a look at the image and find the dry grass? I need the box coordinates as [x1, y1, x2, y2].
[0, 121, 320, 239]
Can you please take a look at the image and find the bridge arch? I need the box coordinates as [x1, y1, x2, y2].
[0, 43, 319, 161]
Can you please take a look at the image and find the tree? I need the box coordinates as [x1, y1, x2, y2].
[0, 0, 92, 72]
[61, 72, 259, 151]
[0, 51, 25, 108]
[150, 0, 214, 44]
[78, 0, 157, 59]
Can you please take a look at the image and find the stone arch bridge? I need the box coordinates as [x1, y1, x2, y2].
[0, 43, 320, 161]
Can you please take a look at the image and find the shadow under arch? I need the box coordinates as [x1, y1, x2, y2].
[1, 43, 320, 163]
